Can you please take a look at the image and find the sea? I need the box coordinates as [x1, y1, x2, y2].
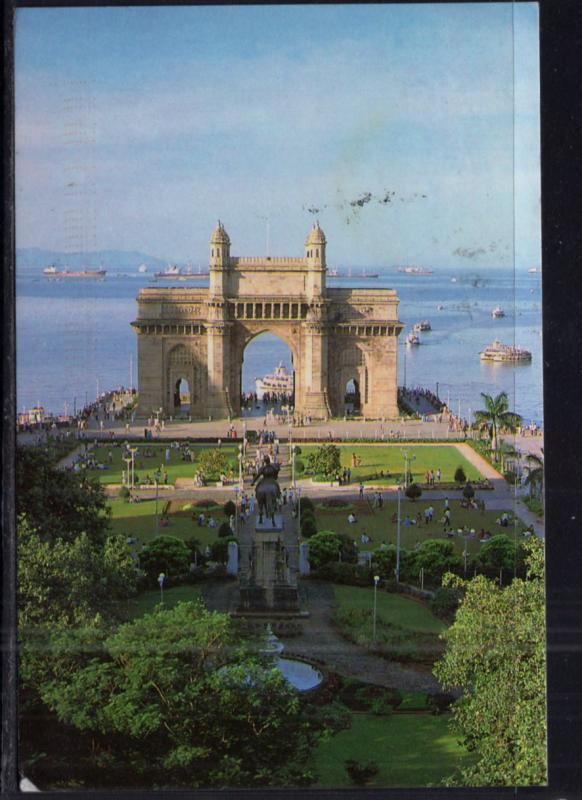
[16, 267, 544, 425]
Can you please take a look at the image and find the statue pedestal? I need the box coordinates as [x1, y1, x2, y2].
[255, 514, 283, 533]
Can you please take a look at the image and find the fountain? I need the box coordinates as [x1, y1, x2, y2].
[260, 624, 323, 693]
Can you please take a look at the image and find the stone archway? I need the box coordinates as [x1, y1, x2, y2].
[133, 222, 403, 420]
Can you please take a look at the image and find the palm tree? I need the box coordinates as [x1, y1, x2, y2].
[496, 438, 519, 475]
[524, 451, 544, 500]
[474, 392, 522, 461]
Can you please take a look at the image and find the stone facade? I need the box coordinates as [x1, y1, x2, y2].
[132, 222, 403, 420]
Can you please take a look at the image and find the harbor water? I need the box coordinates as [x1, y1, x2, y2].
[16, 267, 543, 424]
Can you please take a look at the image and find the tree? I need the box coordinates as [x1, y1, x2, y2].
[405, 482, 422, 501]
[433, 539, 546, 786]
[210, 537, 237, 563]
[16, 445, 111, 545]
[462, 482, 475, 500]
[139, 536, 191, 580]
[196, 449, 232, 481]
[474, 392, 522, 460]
[223, 500, 236, 517]
[414, 540, 462, 585]
[496, 438, 519, 475]
[306, 444, 341, 478]
[371, 545, 397, 579]
[307, 531, 343, 570]
[36, 602, 328, 788]
[477, 534, 517, 572]
[454, 466, 467, 484]
[523, 451, 544, 500]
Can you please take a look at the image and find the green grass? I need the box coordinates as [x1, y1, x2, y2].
[301, 444, 484, 486]
[122, 585, 204, 619]
[83, 443, 239, 485]
[399, 691, 430, 711]
[314, 499, 521, 557]
[333, 585, 445, 635]
[313, 713, 472, 787]
[108, 496, 230, 548]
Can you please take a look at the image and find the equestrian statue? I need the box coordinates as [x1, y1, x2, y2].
[251, 455, 281, 525]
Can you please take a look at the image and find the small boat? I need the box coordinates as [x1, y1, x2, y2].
[451, 277, 457, 283]
[491, 306, 505, 318]
[43, 265, 106, 278]
[327, 267, 339, 277]
[138, 263, 148, 273]
[154, 264, 208, 279]
[413, 320, 432, 332]
[437, 304, 445, 311]
[480, 340, 532, 363]
[360, 269, 379, 279]
[255, 362, 294, 399]
[405, 331, 421, 346]
[528, 267, 541, 273]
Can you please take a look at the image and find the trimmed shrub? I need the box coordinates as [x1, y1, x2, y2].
[301, 518, 318, 538]
[430, 586, 463, 620]
[295, 458, 305, 475]
[218, 522, 233, 538]
[405, 482, 422, 502]
[194, 499, 220, 508]
[139, 535, 191, 581]
[454, 466, 467, 484]
[315, 562, 372, 586]
[210, 537, 237, 564]
[118, 486, 130, 500]
[462, 482, 475, 500]
[427, 692, 455, 715]
[345, 759, 379, 786]
[299, 496, 315, 513]
[223, 500, 236, 517]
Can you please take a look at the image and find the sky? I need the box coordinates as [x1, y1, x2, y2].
[15, 3, 540, 269]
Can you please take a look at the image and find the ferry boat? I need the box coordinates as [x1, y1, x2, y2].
[480, 340, 532, 363]
[397, 266, 433, 275]
[255, 362, 294, 399]
[491, 306, 505, 318]
[43, 265, 106, 278]
[413, 320, 432, 332]
[154, 264, 209, 279]
[405, 331, 421, 346]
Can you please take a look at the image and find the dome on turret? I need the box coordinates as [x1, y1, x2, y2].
[210, 220, 231, 245]
[305, 221, 326, 246]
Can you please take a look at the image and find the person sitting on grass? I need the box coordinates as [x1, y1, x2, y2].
[198, 512, 206, 526]
[207, 516, 217, 529]
[348, 512, 358, 524]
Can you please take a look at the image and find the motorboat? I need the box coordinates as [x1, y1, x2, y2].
[491, 306, 505, 318]
[413, 320, 432, 332]
[405, 331, 421, 346]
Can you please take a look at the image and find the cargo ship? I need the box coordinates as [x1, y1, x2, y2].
[43, 265, 106, 278]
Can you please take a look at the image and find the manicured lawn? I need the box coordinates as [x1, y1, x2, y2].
[83, 443, 239, 485]
[313, 713, 472, 787]
[301, 444, 484, 485]
[333, 585, 446, 634]
[121, 585, 204, 619]
[314, 499, 522, 558]
[108, 497, 231, 548]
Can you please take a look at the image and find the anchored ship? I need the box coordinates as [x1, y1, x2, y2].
[480, 340, 532, 363]
[43, 265, 106, 279]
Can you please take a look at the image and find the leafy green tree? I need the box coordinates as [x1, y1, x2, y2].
[18, 518, 137, 629]
[474, 392, 522, 461]
[139, 536, 191, 580]
[306, 445, 341, 478]
[16, 445, 111, 545]
[414, 540, 462, 585]
[307, 531, 343, 569]
[223, 500, 236, 517]
[210, 537, 237, 563]
[477, 534, 517, 572]
[371, 545, 397, 579]
[433, 539, 546, 786]
[301, 518, 318, 538]
[462, 482, 475, 500]
[37, 602, 327, 788]
[496, 438, 519, 475]
[196, 449, 232, 481]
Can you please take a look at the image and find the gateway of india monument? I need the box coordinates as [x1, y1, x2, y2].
[132, 222, 404, 420]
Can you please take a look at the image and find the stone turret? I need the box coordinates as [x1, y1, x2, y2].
[209, 220, 231, 296]
[304, 221, 326, 297]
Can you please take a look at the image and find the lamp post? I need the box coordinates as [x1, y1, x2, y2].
[129, 447, 138, 489]
[157, 572, 165, 604]
[242, 421, 247, 457]
[154, 477, 159, 535]
[296, 486, 302, 535]
[291, 444, 296, 488]
[396, 485, 402, 583]
[122, 456, 132, 487]
[238, 444, 243, 493]
[372, 574, 380, 644]
[234, 486, 240, 535]
[401, 448, 416, 488]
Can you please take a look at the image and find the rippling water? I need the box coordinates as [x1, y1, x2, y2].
[16, 267, 543, 424]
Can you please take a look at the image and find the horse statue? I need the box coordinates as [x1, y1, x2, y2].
[251, 455, 281, 525]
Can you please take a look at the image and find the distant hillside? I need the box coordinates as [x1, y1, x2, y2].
[16, 248, 171, 272]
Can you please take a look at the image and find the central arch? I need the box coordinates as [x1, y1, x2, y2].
[240, 331, 295, 418]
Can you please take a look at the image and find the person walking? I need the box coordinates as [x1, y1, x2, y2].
[359, 482, 364, 500]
